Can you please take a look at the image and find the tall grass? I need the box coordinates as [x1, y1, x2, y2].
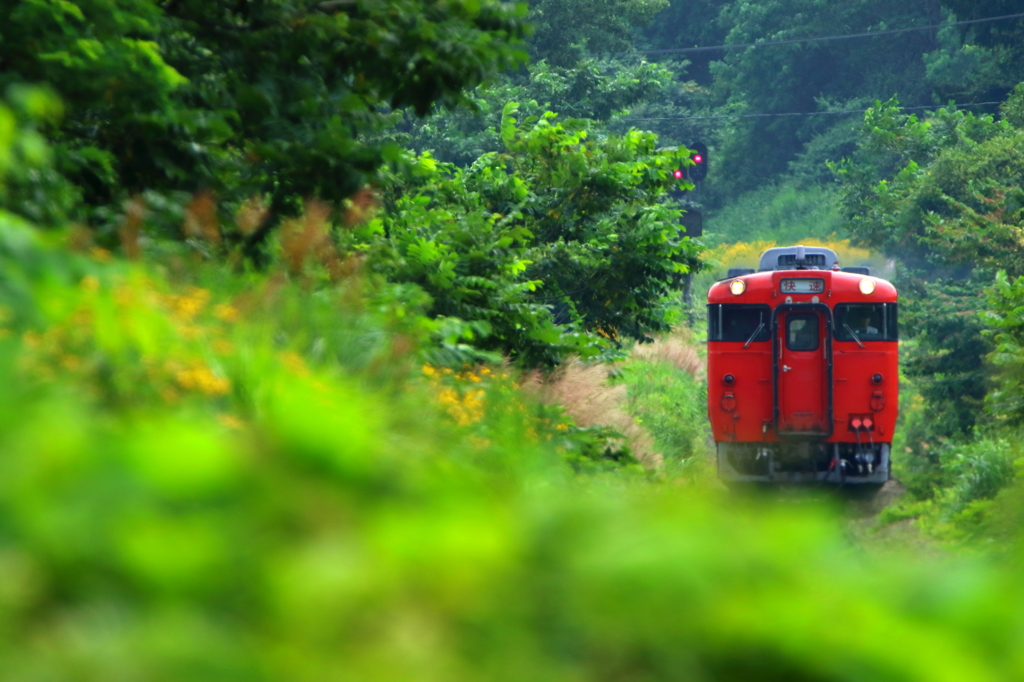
[620, 329, 711, 476]
[526, 357, 662, 468]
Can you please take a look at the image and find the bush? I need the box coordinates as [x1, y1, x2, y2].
[372, 109, 703, 364]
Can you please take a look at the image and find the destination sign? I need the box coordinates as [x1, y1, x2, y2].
[780, 278, 825, 294]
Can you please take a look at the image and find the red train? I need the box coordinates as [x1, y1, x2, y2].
[707, 245, 897, 487]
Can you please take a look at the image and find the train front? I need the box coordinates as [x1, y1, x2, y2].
[707, 246, 898, 486]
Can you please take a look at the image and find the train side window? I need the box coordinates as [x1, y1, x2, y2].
[834, 303, 898, 342]
[707, 304, 772, 342]
[786, 314, 819, 351]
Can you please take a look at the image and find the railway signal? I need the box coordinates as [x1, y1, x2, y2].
[689, 142, 708, 182]
[681, 208, 703, 237]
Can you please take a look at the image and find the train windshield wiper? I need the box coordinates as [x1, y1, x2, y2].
[743, 322, 765, 348]
[843, 323, 866, 348]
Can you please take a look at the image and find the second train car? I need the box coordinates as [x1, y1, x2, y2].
[708, 245, 898, 487]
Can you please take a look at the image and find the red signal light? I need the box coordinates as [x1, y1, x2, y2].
[673, 169, 684, 179]
[693, 154, 703, 163]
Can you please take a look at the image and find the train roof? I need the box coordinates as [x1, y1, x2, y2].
[757, 245, 838, 272]
[710, 245, 896, 303]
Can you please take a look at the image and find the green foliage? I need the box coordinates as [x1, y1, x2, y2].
[630, 0, 1024, 205]
[701, 182, 845, 247]
[942, 436, 1020, 513]
[981, 270, 1024, 425]
[408, 58, 683, 166]
[527, 0, 668, 67]
[834, 95, 1024, 275]
[370, 152, 579, 366]
[898, 276, 990, 440]
[620, 347, 709, 471]
[881, 433, 1022, 543]
[832, 93, 1024, 457]
[700, 1, 941, 198]
[376, 110, 702, 363]
[0, 0, 530, 236]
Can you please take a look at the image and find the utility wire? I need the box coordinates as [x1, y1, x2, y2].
[591, 12, 1024, 58]
[620, 101, 1003, 122]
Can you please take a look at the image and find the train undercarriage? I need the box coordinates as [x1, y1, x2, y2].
[717, 441, 891, 485]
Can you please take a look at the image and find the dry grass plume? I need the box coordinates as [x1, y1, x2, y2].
[526, 358, 662, 469]
[524, 330, 706, 470]
[630, 328, 704, 379]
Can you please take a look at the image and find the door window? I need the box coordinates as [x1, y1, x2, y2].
[786, 314, 819, 351]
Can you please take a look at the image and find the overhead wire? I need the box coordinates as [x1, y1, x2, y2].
[590, 11, 1024, 58]
[620, 101, 1004, 122]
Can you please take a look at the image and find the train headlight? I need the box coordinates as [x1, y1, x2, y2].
[729, 279, 746, 296]
[859, 277, 876, 295]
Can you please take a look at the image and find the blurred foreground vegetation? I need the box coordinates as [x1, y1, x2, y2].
[5, 146, 1024, 679]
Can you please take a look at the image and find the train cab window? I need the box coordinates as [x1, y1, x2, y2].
[708, 304, 772, 343]
[834, 303, 898, 342]
[786, 314, 819, 351]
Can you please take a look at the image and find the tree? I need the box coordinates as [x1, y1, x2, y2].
[833, 89, 1024, 276]
[373, 107, 702, 364]
[527, 0, 668, 67]
[0, 0, 529, 243]
[405, 58, 684, 167]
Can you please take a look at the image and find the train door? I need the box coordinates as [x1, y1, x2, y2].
[776, 310, 830, 434]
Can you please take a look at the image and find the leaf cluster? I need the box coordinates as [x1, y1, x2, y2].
[0, 0, 529, 237]
[834, 89, 1024, 276]
[373, 106, 702, 364]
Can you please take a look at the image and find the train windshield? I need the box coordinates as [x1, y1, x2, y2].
[833, 303, 898, 342]
[708, 304, 772, 342]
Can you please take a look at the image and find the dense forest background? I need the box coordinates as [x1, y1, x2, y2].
[405, 0, 1024, 518]
[4, 0, 1024, 678]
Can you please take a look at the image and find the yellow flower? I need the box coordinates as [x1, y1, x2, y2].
[212, 338, 235, 355]
[60, 355, 82, 371]
[436, 387, 486, 426]
[22, 331, 41, 349]
[214, 303, 240, 323]
[176, 365, 231, 396]
[278, 351, 309, 376]
[217, 414, 245, 430]
[164, 287, 211, 322]
[81, 275, 100, 292]
[114, 284, 135, 307]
